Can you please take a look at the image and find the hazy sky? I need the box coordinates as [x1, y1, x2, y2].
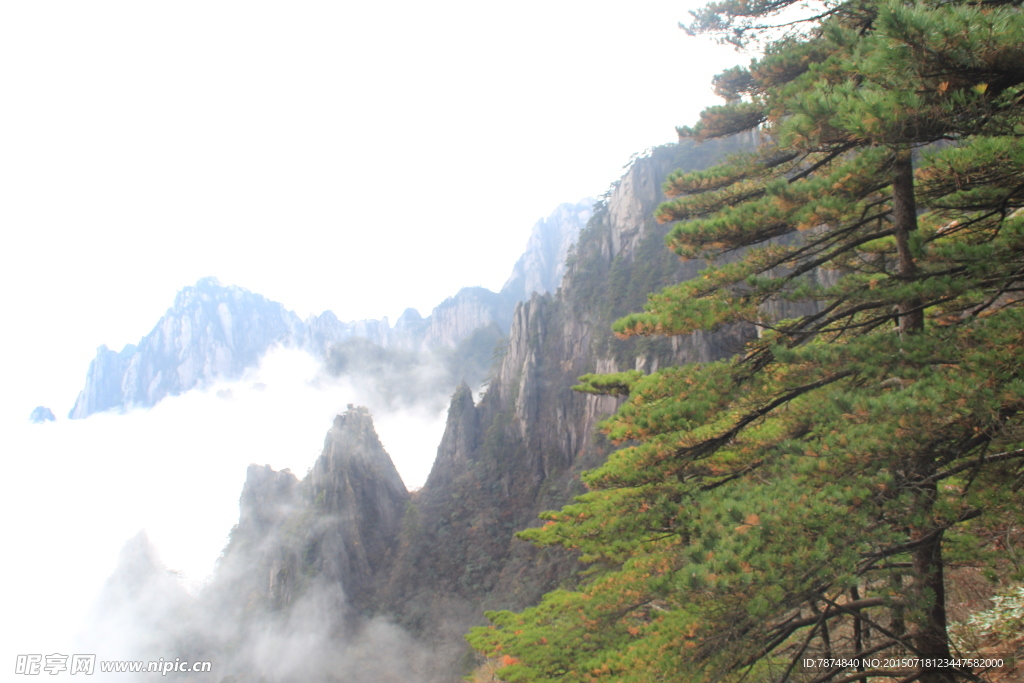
[0, 1, 749, 666]
[2, 349, 453, 657]
[0, 0, 742, 415]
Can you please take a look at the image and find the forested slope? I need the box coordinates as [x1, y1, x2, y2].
[468, 1, 1024, 682]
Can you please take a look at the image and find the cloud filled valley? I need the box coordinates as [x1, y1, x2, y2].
[2, 137, 762, 682]
[2, 346, 449, 676]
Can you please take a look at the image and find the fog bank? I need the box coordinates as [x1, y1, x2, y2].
[1, 347, 447, 673]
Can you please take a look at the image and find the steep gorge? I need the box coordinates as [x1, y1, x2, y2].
[220, 136, 758, 680]
[374, 136, 761, 669]
[100, 136, 761, 682]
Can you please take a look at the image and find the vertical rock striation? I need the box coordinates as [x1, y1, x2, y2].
[500, 199, 594, 303]
[68, 200, 593, 419]
[370, 137, 762, 676]
[99, 136, 767, 682]
[203, 138, 762, 680]
[214, 407, 408, 617]
[306, 408, 409, 606]
[150, 410, 425, 683]
[68, 277, 305, 418]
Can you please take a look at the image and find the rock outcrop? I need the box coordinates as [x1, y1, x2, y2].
[415, 288, 511, 351]
[211, 137, 759, 680]
[29, 406, 56, 423]
[214, 407, 409, 616]
[369, 137, 761, 675]
[100, 136, 765, 682]
[94, 411, 427, 683]
[69, 200, 592, 419]
[305, 408, 410, 607]
[68, 277, 305, 418]
[500, 199, 594, 302]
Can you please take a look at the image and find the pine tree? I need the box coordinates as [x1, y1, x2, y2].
[468, 1, 1024, 682]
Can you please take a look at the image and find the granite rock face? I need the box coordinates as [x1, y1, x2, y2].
[369, 137, 762, 674]
[416, 288, 511, 351]
[305, 408, 410, 606]
[204, 137, 762, 681]
[68, 277, 305, 418]
[103, 410, 427, 683]
[69, 201, 593, 419]
[214, 407, 409, 616]
[100, 137, 768, 682]
[29, 406, 56, 423]
[500, 199, 594, 302]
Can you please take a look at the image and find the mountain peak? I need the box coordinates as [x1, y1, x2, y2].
[29, 406, 56, 423]
[501, 198, 595, 302]
[68, 195, 596, 419]
[321, 405, 405, 489]
[193, 275, 223, 289]
[68, 282, 304, 419]
[171, 276, 244, 309]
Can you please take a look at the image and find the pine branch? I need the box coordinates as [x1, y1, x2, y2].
[923, 448, 1024, 484]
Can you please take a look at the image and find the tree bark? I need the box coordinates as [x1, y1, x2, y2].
[911, 501, 954, 683]
[892, 149, 924, 336]
[893, 149, 954, 681]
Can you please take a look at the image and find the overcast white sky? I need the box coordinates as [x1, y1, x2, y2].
[1, 0, 749, 663]
[0, 0, 742, 415]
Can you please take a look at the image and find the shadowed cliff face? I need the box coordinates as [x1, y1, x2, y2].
[92, 137, 764, 682]
[372, 137, 762, 677]
[83, 408, 424, 682]
[215, 408, 409, 618]
[306, 409, 409, 604]
[226, 138, 759, 682]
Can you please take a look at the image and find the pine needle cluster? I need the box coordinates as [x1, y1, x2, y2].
[468, 1, 1024, 681]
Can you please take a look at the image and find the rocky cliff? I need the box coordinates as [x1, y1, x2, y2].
[213, 408, 408, 616]
[185, 136, 761, 682]
[500, 199, 593, 303]
[69, 201, 593, 420]
[106, 408, 427, 683]
[68, 277, 306, 418]
[93, 136, 764, 682]
[305, 408, 409, 607]
[367, 137, 760, 672]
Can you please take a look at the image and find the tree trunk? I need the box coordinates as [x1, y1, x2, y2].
[893, 149, 954, 682]
[912, 517, 954, 683]
[892, 149, 924, 336]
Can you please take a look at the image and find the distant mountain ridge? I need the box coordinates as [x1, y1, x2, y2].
[68, 199, 593, 419]
[68, 280, 305, 418]
[91, 135, 762, 682]
[500, 200, 591, 302]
